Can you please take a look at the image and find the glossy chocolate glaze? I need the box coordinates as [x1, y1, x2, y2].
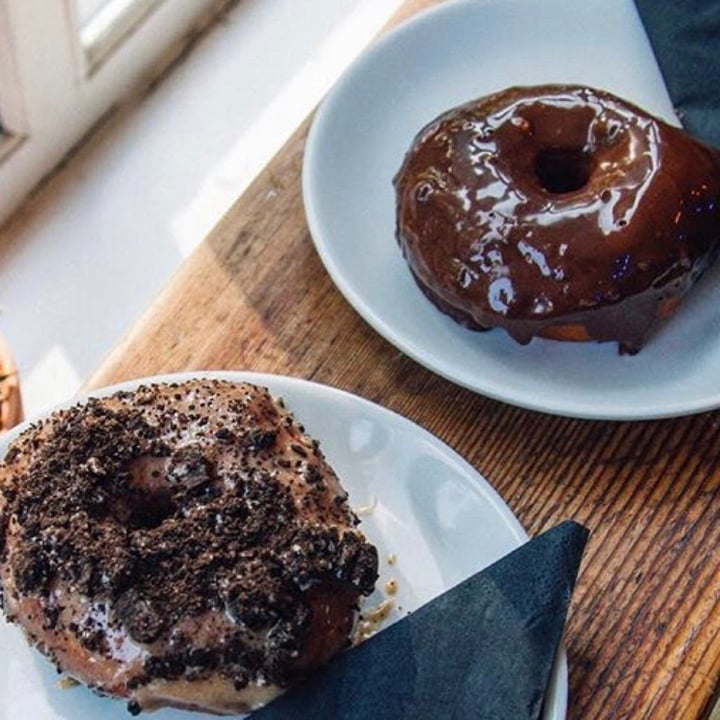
[394, 85, 720, 352]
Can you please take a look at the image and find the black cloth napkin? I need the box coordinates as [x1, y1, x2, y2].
[252, 520, 588, 720]
[634, 0, 720, 147]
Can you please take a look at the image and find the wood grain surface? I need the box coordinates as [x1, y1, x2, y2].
[87, 1, 720, 717]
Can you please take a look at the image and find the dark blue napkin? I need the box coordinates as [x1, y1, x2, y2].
[634, 0, 720, 147]
[252, 521, 588, 720]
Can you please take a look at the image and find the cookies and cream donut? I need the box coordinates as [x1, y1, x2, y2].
[394, 84, 720, 353]
[0, 378, 378, 715]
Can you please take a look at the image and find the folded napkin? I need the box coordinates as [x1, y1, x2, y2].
[634, 0, 720, 147]
[252, 520, 588, 720]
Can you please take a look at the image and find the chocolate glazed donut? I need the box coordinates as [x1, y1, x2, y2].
[394, 85, 720, 353]
[0, 379, 378, 715]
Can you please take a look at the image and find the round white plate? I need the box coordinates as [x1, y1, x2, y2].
[302, 0, 720, 420]
[0, 371, 566, 719]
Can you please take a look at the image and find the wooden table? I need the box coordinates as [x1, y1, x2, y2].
[87, 1, 720, 717]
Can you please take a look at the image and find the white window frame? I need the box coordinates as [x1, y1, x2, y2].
[0, 0, 229, 227]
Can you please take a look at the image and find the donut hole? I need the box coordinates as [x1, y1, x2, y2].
[534, 147, 593, 194]
[113, 487, 176, 529]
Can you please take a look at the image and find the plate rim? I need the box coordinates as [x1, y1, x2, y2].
[0, 369, 568, 719]
[301, 0, 719, 421]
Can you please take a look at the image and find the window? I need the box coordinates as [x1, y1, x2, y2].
[78, 0, 167, 73]
[0, 0, 229, 226]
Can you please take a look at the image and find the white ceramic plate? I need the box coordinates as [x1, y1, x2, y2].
[302, 0, 720, 420]
[0, 371, 566, 719]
